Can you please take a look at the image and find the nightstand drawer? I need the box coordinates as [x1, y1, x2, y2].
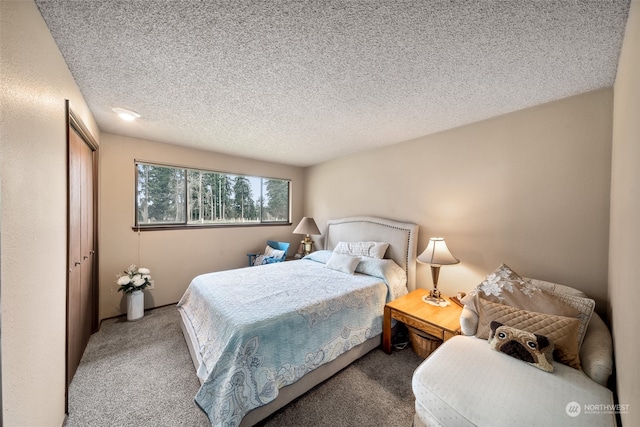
[392, 312, 444, 340]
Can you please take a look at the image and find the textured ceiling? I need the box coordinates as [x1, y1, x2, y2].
[36, 1, 630, 167]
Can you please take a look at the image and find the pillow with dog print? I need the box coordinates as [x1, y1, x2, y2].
[488, 321, 554, 372]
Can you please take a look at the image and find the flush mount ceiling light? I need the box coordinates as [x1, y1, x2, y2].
[112, 107, 141, 121]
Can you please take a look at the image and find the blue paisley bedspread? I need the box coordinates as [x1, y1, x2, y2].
[177, 250, 407, 426]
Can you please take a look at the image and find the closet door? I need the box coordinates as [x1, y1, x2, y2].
[80, 133, 94, 344]
[67, 126, 84, 386]
[66, 106, 98, 407]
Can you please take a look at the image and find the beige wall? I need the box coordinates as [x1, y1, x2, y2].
[306, 89, 613, 312]
[610, 1, 640, 425]
[98, 133, 305, 319]
[0, 0, 99, 425]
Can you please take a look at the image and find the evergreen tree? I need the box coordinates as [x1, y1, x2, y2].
[232, 176, 256, 221]
[265, 179, 289, 221]
[137, 164, 184, 223]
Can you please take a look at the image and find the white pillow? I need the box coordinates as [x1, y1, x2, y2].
[325, 252, 360, 275]
[264, 245, 285, 259]
[333, 241, 389, 259]
[526, 278, 588, 298]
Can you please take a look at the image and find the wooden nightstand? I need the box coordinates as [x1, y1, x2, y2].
[383, 288, 463, 354]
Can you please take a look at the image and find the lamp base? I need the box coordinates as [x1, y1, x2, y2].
[422, 287, 451, 307]
[422, 294, 451, 307]
[301, 235, 314, 256]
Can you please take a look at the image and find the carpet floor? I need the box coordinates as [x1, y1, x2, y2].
[65, 305, 422, 427]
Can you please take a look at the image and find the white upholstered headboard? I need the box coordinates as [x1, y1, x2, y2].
[323, 216, 419, 291]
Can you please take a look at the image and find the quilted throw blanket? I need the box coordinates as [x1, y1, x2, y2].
[177, 252, 407, 426]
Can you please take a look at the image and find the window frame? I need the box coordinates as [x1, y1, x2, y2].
[133, 160, 292, 231]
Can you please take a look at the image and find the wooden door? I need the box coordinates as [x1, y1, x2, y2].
[66, 105, 98, 409]
[67, 125, 84, 386]
[80, 133, 94, 344]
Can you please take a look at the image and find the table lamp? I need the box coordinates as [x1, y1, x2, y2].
[417, 237, 459, 303]
[293, 217, 321, 255]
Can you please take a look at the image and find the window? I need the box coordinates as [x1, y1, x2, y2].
[135, 162, 290, 228]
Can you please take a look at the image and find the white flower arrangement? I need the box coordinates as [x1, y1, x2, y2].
[116, 265, 153, 294]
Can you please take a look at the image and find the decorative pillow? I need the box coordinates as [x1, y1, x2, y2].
[252, 254, 267, 266]
[325, 252, 360, 275]
[526, 278, 588, 298]
[477, 299, 582, 369]
[524, 278, 594, 345]
[303, 250, 332, 263]
[542, 290, 595, 348]
[461, 263, 594, 348]
[488, 321, 554, 372]
[333, 241, 389, 259]
[264, 245, 286, 260]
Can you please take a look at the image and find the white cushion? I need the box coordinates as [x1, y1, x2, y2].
[460, 306, 479, 336]
[264, 245, 285, 259]
[413, 336, 615, 427]
[333, 241, 389, 259]
[579, 313, 614, 386]
[325, 252, 360, 274]
[527, 278, 588, 298]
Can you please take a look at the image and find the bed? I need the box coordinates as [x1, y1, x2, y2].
[177, 216, 419, 426]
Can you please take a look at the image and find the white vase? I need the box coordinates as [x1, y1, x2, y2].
[127, 290, 144, 321]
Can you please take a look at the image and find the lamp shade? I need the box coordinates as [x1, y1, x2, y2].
[293, 217, 320, 236]
[417, 237, 459, 266]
